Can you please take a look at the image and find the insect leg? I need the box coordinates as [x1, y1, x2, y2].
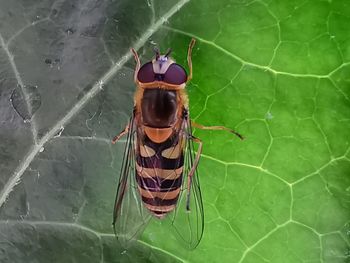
[186, 135, 202, 211]
[191, 121, 244, 140]
[131, 48, 140, 83]
[186, 38, 196, 83]
[112, 124, 130, 144]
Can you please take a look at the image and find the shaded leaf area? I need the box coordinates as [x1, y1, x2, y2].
[0, 49, 33, 189]
[0, 0, 350, 263]
[0, 67, 182, 261]
[0, 0, 153, 193]
[0, 0, 187, 262]
[0, 222, 175, 263]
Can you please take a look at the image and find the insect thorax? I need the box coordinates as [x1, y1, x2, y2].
[141, 88, 178, 128]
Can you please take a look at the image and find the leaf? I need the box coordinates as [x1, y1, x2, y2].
[10, 85, 41, 122]
[138, 1, 350, 262]
[0, 0, 190, 261]
[0, 0, 349, 263]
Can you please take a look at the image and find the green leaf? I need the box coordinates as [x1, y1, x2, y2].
[1, 0, 349, 263]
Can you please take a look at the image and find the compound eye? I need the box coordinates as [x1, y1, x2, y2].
[164, 64, 187, 85]
[137, 62, 155, 83]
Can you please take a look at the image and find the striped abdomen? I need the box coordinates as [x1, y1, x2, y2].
[136, 134, 184, 218]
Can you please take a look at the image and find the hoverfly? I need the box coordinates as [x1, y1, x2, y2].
[112, 38, 243, 249]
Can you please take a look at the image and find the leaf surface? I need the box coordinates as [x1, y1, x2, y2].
[0, 0, 349, 262]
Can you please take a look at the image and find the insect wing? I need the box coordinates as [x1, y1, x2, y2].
[113, 117, 151, 246]
[168, 115, 204, 249]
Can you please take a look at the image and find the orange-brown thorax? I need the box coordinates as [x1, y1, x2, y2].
[134, 87, 188, 143]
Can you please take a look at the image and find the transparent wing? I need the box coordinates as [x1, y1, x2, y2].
[112, 115, 151, 247]
[168, 113, 204, 249]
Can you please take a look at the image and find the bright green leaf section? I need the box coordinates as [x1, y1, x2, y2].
[322, 233, 350, 263]
[140, 0, 350, 262]
[244, 223, 321, 263]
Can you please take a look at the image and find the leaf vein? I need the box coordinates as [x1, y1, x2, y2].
[164, 26, 350, 79]
[0, 33, 38, 143]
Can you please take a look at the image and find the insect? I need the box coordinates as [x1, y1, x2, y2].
[112, 38, 243, 249]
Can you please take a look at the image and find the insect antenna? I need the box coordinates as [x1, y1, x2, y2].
[164, 48, 172, 58]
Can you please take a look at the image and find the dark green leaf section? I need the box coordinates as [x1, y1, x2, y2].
[0, 222, 180, 263]
[0, 48, 33, 189]
[0, 222, 102, 263]
[0, 0, 187, 262]
[102, 236, 182, 263]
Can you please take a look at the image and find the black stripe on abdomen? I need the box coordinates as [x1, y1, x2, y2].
[141, 196, 179, 206]
[136, 154, 184, 169]
[153, 210, 168, 215]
